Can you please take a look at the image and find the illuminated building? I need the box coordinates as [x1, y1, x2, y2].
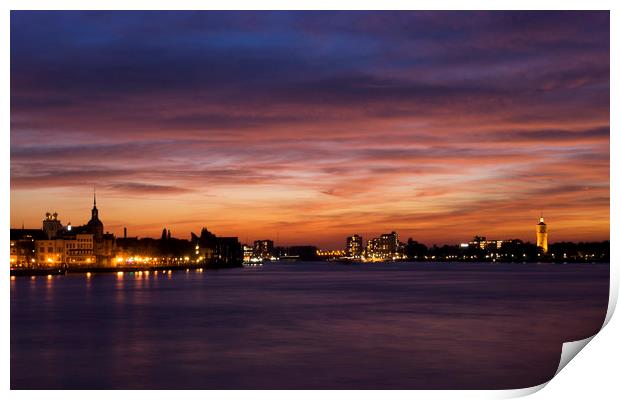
[316, 249, 346, 257]
[253, 239, 274, 260]
[10, 228, 45, 266]
[36, 238, 67, 264]
[468, 236, 503, 250]
[536, 216, 548, 253]
[365, 231, 404, 260]
[36, 233, 95, 264]
[33, 189, 116, 266]
[64, 234, 96, 263]
[346, 234, 363, 258]
[242, 244, 254, 262]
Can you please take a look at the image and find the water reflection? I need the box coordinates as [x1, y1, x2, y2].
[44, 275, 54, 300]
[11, 263, 610, 390]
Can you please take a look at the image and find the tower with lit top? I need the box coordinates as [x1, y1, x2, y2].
[536, 215, 548, 253]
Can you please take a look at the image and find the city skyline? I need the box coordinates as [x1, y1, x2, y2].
[11, 11, 610, 248]
[11, 190, 609, 268]
[9, 192, 598, 250]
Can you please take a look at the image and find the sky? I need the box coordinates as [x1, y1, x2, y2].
[10, 11, 609, 248]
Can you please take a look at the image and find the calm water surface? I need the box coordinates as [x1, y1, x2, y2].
[11, 262, 609, 389]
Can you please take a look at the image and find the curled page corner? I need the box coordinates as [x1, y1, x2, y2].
[497, 330, 606, 398]
[495, 382, 548, 399]
[555, 335, 596, 376]
[548, 277, 618, 382]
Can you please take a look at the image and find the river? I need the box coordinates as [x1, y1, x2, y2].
[10, 262, 609, 389]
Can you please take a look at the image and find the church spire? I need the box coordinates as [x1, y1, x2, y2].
[91, 184, 99, 220]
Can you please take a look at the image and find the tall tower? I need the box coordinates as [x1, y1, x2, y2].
[42, 212, 63, 239]
[536, 215, 548, 253]
[87, 186, 104, 240]
[92, 185, 98, 219]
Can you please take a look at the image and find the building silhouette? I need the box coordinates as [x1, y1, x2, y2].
[42, 212, 63, 239]
[253, 239, 274, 260]
[191, 227, 242, 266]
[86, 191, 104, 240]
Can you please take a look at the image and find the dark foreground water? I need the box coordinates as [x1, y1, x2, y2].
[11, 262, 609, 389]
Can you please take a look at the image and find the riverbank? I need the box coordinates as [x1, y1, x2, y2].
[10, 263, 241, 277]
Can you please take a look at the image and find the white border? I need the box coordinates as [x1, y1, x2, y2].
[3, 2, 617, 399]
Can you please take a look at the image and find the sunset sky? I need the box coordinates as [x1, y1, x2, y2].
[10, 11, 609, 248]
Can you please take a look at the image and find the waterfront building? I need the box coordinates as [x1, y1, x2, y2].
[365, 231, 405, 260]
[253, 239, 274, 260]
[192, 227, 243, 266]
[10, 228, 45, 266]
[468, 236, 505, 251]
[242, 244, 254, 262]
[64, 234, 96, 263]
[36, 233, 95, 264]
[35, 238, 68, 264]
[316, 249, 346, 258]
[346, 234, 363, 258]
[33, 190, 116, 266]
[213, 237, 243, 265]
[536, 216, 548, 253]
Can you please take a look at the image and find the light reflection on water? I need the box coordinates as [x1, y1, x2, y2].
[10, 262, 609, 390]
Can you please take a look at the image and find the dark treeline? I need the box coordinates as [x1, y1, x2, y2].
[404, 239, 609, 263]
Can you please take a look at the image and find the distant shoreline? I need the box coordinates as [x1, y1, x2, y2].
[9, 260, 609, 277]
[10, 263, 241, 277]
